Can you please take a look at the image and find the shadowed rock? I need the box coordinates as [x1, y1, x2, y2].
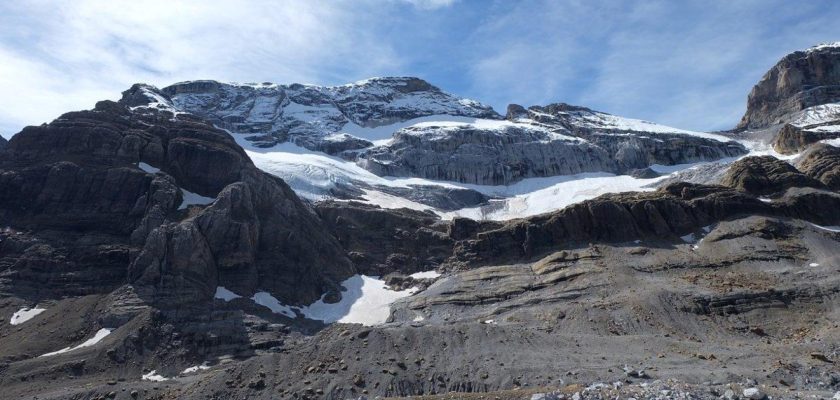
[720, 155, 824, 195]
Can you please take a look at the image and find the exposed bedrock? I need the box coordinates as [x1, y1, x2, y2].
[360, 105, 746, 185]
[452, 182, 840, 267]
[0, 98, 354, 313]
[773, 122, 840, 154]
[720, 155, 825, 195]
[738, 44, 840, 129]
[797, 143, 840, 189]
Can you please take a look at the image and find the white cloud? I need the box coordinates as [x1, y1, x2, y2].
[0, 0, 403, 135]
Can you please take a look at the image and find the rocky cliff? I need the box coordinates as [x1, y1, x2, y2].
[738, 43, 840, 130]
[0, 97, 354, 314]
[360, 103, 746, 185]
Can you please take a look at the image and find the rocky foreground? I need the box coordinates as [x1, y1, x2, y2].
[0, 44, 839, 400]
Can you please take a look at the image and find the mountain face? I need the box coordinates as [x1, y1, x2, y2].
[0, 135, 7, 149]
[1, 44, 840, 400]
[739, 43, 840, 130]
[0, 99, 354, 314]
[361, 103, 746, 185]
[129, 77, 746, 186]
[128, 77, 499, 152]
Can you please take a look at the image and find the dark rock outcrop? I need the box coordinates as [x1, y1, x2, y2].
[773, 123, 840, 154]
[0, 135, 7, 150]
[453, 182, 840, 267]
[797, 143, 840, 190]
[315, 201, 453, 276]
[0, 98, 354, 313]
[738, 44, 840, 129]
[720, 156, 824, 195]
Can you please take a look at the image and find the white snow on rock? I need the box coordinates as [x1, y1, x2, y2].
[178, 189, 215, 210]
[444, 172, 666, 221]
[142, 370, 169, 382]
[40, 328, 112, 357]
[300, 275, 417, 326]
[789, 103, 840, 127]
[820, 137, 840, 147]
[10, 306, 46, 325]
[182, 363, 211, 374]
[812, 223, 840, 233]
[809, 262, 820, 267]
[409, 270, 442, 279]
[251, 292, 297, 318]
[214, 286, 241, 301]
[138, 162, 160, 174]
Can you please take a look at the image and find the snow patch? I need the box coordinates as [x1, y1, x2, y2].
[790, 103, 840, 127]
[138, 162, 160, 174]
[812, 224, 840, 233]
[251, 292, 297, 318]
[820, 138, 840, 147]
[409, 270, 441, 279]
[214, 286, 241, 301]
[142, 370, 169, 382]
[10, 306, 46, 325]
[300, 275, 417, 326]
[40, 328, 112, 357]
[809, 262, 820, 267]
[179, 189, 215, 210]
[182, 363, 211, 374]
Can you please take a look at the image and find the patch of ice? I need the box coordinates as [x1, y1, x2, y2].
[214, 287, 241, 301]
[300, 275, 418, 326]
[138, 162, 160, 174]
[142, 370, 169, 382]
[182, 363, 211, 374]
[179, 189, 215, 210]
[680, 233, 697, 244]
[10, 306, 46, 325]
[812, 223, 840, 232]
[820, 137, 840, 147]
[789, 103, 840, 127]
[412, 314, 425, 322]
[409, 270, 441, 279]
[445, 173, 666, 221]
[251, 292, 297, 318]
[809, 262, 820, 267]
[482, 319, 495, 324]
[40, 328, 112, 357]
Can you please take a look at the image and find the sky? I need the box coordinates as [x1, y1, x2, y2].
[1, 0, 839, 139]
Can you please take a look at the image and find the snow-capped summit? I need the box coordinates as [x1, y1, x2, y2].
[125, 77, 499, 152]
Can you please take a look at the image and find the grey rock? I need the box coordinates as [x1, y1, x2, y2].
[738, 44, 840, 129]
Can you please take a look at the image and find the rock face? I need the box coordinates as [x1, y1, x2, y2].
[128, 78, 499, 152]
[738, 43, 840, 129]
[128, 79, 745, 186]
[797, 143, 840, 190]
[772, 123, 840, 154]
[0, 135, 7, 150]
[720, 156, 824, 195]
[0, 97, 354, 313]
[361, 103, 746, 185]
[453, 181, 840, 267]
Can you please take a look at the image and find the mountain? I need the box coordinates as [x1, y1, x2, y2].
[0, 135, 7, 150]
[737, 42, 840, 154]
[738, 42, 840, 130]
[0, 44, 839, 399]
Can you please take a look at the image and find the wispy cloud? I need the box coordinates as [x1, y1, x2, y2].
[0, 0, 403, 136]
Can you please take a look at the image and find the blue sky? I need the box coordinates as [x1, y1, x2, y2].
[1, 0, 839, 138]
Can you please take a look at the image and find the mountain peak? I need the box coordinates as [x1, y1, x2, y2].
[737, 41, 840, 130]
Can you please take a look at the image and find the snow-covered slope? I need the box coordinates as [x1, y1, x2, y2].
[125, 77, 750, 220]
